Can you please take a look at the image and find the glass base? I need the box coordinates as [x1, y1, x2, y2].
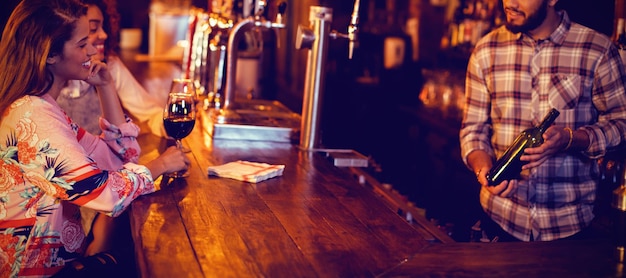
[165, 170, 189, 179]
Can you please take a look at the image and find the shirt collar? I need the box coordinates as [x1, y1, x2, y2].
[548, 11, 570, 45]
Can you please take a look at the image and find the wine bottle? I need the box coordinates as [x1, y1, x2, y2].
[613, 18, 625, 48]
[486, 108, 560, 186]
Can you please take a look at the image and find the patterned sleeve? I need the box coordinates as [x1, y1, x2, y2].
[581, 44, 626, 158]
[459, 46, 496, 168]
[12, 96, 156, 217]
[98, 116, 141, 163]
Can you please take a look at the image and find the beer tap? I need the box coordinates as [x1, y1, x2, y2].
[332, 0, 360, 59]
[295, 1, 361, 150]
[220, 0, 287, 113]
[274, 1, 287, 48]
[347, 0, 360, 59]
[254, 0, 266, 16]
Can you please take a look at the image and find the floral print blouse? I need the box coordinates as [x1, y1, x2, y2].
[0, 94, 156, 277]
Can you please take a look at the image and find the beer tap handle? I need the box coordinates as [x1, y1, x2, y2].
[254, 0, 267, 17]
[276, 1, 287, 24]
[329, 0, 360, 59]
[274, 1, 287, 48]
[347, 0, 360, 59]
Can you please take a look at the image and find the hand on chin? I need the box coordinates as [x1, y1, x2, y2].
[84, 60, 112, 86]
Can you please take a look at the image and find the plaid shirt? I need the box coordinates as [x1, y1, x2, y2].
[460, 11, 626, 241]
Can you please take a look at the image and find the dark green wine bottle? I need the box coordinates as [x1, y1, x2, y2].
[486, 108, 560, 186]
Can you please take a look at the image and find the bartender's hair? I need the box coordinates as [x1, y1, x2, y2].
[0, 0, 88, 120]
[82, 0, 120, 57]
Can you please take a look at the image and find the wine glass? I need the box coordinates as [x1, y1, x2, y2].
[168, 78, 197, 152]
[163, 79, 196, 178]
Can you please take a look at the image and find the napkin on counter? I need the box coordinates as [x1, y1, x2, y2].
[207, 160, 285, 183]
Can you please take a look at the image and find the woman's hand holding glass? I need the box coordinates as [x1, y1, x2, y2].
[144, 146, 190, 181]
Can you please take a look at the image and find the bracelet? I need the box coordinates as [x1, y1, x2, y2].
[563, 127, 573, 151]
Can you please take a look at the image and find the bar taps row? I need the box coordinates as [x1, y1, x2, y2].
[223, 1, 287, 110]
[182, 0, 286, 111]
[182, 0, 362, 149]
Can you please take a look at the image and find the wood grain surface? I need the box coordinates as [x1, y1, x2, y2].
[125, 53, 622, 278]
[130, 113, 442, 277]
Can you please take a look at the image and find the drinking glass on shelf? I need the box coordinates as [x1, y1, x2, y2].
[163, 79, 196, 178]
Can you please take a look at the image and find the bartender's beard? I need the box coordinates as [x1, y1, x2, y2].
[504, 0, 548, 34]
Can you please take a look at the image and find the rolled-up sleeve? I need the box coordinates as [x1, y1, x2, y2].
[460, 51, 496, 168]
[78, 116, 141, 171]
[582, 46, 626, 158]
[98, 116, 141, 163]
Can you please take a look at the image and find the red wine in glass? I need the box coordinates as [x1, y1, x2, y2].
[163, 81, 196, 178]
[163, 117, 195, 140]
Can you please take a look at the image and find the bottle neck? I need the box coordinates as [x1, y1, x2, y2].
[614, 18, 626, 48]
[615, 0, 626, 40]
[536, 109, 560, 132]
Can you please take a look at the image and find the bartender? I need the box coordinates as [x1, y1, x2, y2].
[460, 0, 626, 242]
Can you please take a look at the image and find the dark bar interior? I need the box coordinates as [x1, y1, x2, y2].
[102, 0, 622, 241]
[1, 0, 626, 277]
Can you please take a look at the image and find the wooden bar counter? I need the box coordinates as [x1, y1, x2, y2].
[124, 55, 624, 278]
[131, 114, 451, 277]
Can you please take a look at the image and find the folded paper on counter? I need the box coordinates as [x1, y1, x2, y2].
[207, 160, 285, 183]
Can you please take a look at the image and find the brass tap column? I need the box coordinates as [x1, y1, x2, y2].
[295, 6, 333, 150]
[296, 1, 360, 150]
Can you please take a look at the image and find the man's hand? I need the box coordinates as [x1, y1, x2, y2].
[476, 168, 517, 197]
[521, 126, 569, 170]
